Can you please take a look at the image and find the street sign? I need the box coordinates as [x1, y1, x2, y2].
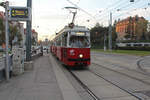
[9, 7, 31, 21]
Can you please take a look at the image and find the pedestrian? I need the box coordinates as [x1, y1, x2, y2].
[46, 48, 48, 53]
[40, 45, 43, 56]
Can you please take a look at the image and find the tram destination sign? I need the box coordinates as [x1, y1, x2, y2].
[9, 7, 31, 21]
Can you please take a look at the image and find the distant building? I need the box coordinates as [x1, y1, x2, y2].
[0, 11, 4, 19]
[116, 15, 147, 41]
[32, 29, 38, 45]
[24, 29, 38, 45]
[147, 22, 150, 32]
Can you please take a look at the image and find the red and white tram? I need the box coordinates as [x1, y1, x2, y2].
[50, 25, 90, 67]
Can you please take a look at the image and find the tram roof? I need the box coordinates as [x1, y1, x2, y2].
[52, 25, 89, 41]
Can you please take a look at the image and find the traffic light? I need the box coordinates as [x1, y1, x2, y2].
[130, 0, 134, 2]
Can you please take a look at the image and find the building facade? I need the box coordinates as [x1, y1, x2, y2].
[147, 22, 150, 32]
[0, 11, 4, 19]
[32, 29, 38, 45]
[116, 16, 147, 41]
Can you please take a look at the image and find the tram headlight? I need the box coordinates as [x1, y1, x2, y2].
[79, 54, 83, 58]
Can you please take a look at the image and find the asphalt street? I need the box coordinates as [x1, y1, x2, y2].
[0, 52, 150, 100]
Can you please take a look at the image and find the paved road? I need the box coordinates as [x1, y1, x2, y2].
[0, 52, 150, 100]
[91, 52, 140, 69]
[91, 51, 150, 99]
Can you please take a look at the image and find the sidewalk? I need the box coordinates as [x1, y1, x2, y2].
[0, 54, 63, 100]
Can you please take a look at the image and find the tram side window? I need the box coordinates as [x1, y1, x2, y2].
[57, 38, 61, 46]
[62, 33, 67, 46]
[56, 40, 58, 46]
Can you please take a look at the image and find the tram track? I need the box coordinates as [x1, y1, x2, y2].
[67, 66, 143, 100]
[89, 69, 143, 100]
[52, 53, 150, 100]
[52, 55, 100, 100]
[91, 62, 150, 100]
[92, 62, 150, 86]
[67, 68, 101, 100]
[137, 56, 150, 75]
[94, 56, 150, 76]
[93, 56, 150, 80]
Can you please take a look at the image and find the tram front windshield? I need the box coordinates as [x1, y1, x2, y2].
[69, 36, 90, 48]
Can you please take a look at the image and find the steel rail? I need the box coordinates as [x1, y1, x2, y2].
[67, 69, 101, 100]
[93, 56, 150, 77]
[89, 68, 143, 100]
[91, 62, 150, 100]
[137, 57, 150, 75]
[93, 62, 150, 86]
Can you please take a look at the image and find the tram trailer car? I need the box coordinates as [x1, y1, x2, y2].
[50, 25, 90, 67]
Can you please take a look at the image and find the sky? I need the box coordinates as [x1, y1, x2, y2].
[0, 0, 150, 40]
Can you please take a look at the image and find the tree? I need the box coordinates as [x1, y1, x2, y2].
[90, 23, 108, 48]
[0, 17, 22, 48]
[90, 21, 118, 48]
[135, 18, 148, 40]
[9, 25, 22, 48]
[112, 21, 118, 42]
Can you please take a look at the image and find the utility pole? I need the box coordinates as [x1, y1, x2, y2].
[26, 0, 32, 61]
[104, 33, 106, 51]
[5, 1, 10, 81]
[108, 12, 112, 51]
[0, 1, 10, 81]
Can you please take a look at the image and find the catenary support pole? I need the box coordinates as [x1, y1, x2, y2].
[26, 0, 32, 61]
[5, 1, 10, 81]
[104, 33, 106, 51]
[109, 12, 112, 51]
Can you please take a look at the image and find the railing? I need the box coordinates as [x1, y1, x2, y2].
[116, 43, 150, 47]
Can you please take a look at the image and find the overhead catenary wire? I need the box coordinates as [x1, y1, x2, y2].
[81, 0, 135, 26]
[98, 0, 142, 22]
[98, 0, 129, 17]
[66, 0, 149, 28]
[99, 4, 150, 26]
[82, 0, 129, 24]
[113, 2, 150, 21]
[66, 0, 97, 21]
[98, 0, 146, 26]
